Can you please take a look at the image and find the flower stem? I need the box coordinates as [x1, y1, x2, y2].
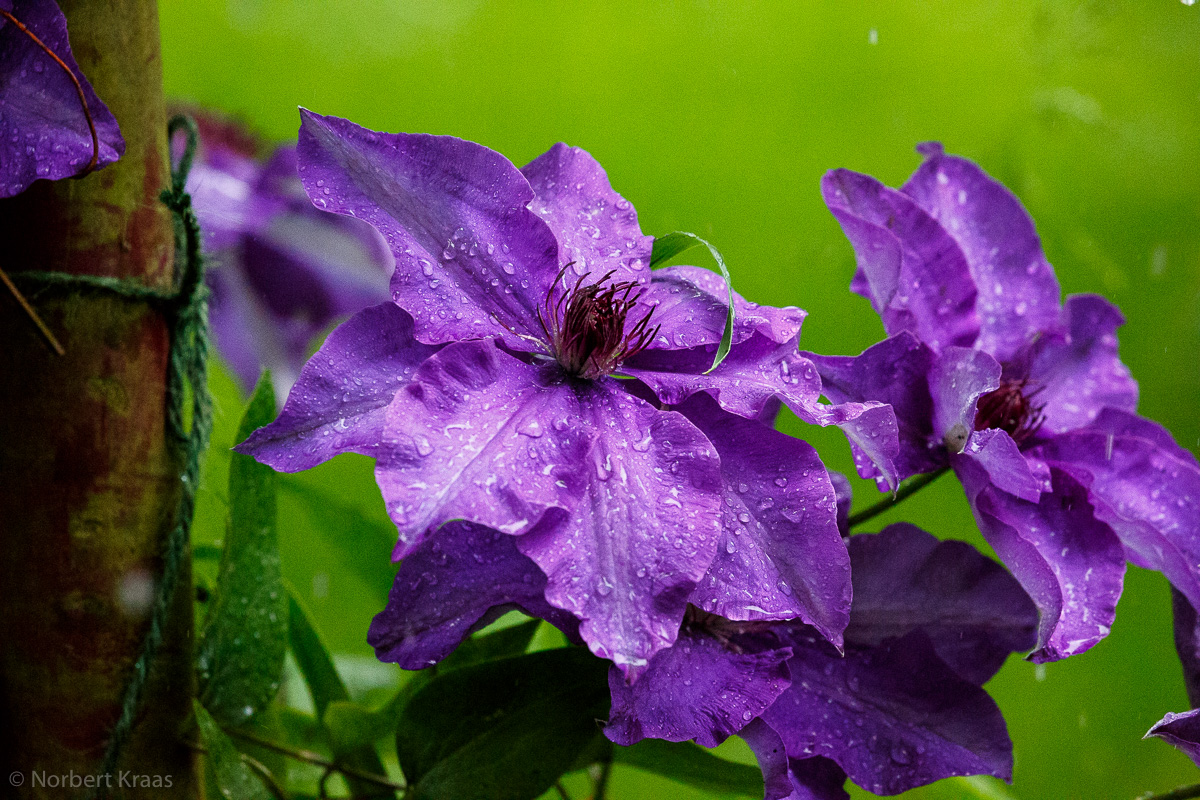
[591, 758, 613, 800]
[1139, 785, 1200, 800]
[846, 467, 951, 531]
[224, 726, 407, 792]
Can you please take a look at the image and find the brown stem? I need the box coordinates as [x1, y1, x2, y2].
[0, 8, 100, 173]
[0, 264, 65, 355]
[225, 728, 407, 793]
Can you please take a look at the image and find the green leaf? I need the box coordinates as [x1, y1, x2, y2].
[649, 231, 736, 372]
[286, 585, 394, 798]
[194, 701, 271, 800]
[396, 647, 610, 800]
[613, 738, 764, 798]
[197, 374, 289, 727]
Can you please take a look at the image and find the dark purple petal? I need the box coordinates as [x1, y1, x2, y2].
[1172, 587, 1200, 708]
[1035, 411, 1200, 613]
[206, 266, 282, 392]
[297, 109, 560, 350]
[805, 333, 942, 484]
[830, 472, 853, 537]
[901, 143, 1060, 364]
[845, 524, 1037, 684]
[763, 628, 1014, 795]
[520, 143, 652, 284]
[374, 341, 590, 553]
[1028, 294, 1138, 433]
[515, 380, 723, 675]
[604, 625, 791, 748]
[794, 398, 900, 493]
[368, 520, 578, 669]
[1146, 709, 1200, 768]
[680, 394, 851, 643]
[0, 0, 124, 198]
[958, 460, 1125, 662]
[740, 720, 850, 800]
[236, 303, 440, 470]
[822, 169, 978, 352]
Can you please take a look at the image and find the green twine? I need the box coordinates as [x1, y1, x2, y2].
[13, 115, 211, 799]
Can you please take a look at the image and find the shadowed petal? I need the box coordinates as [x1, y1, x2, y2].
[901, 143, 1060, 364]
[0, 0, 124, 197]
[822, 169, 978, 352]
[605, 625, 791, 748]
[1146, 709, 1200, 768]
[1172, 587, 1200, 708]
[236, 303, 440, 470]
[846, 524, 1037, 684]
[958, 461, 1125, 662]
[681, 394, 851, 643]
[521, 143, 653, 284]
[368, 520, 579, 669]
[741, 720, 850, 800]
[297, 109, 560, 350]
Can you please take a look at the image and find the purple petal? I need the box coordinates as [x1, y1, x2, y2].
[830, 472, 853, 537]
[604, 624, 791, 748]
[297, 109, 559, 350]
[805, 333, 942, 483]
[1146, 709, 1200, 768]
[206, 266, 284, 392]
[958, 460, 1125, 662]
[764, 628, 1014, 795]
[183, 113, 261, 252]
[1035, 412, 1200, 613]
[960, 429, 1044, 503]
[515, 381, 723, 675]
[822, 169, 978, 352]
[741, 720, 850, 800]
[793, 398, 900, 493]
[236, 303, 440, 470]
[1172, 587, 1200, 708]
[1029, 294, 1138, 433]
[0, 0, 124, 198]
[901, 143, 1060, 364]
[928, 346, 999, 451]
[845, 524, 1037, 684]
[520, 143, 653, 284]
[368, 520, 579, 669]
[374, 341, 590, 553]
[680, 394, 851, 643]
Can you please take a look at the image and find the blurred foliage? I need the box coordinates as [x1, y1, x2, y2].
[169, 1, 1200, 797]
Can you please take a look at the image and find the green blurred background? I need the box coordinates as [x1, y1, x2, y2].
[166, 1, 1200, 798]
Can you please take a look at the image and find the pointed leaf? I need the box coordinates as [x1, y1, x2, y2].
[650, 231, 736, 371]
[613, 739, 764, 798]
[194, 701, 271, 800]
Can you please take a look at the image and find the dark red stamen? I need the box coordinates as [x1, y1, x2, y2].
[537, 264, 660, 379]
[974, 378, 1046, 445]
[1, 9, 100, 174]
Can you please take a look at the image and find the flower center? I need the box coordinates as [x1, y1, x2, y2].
[538, 266, 659, 379]
[973, 379, 1045, 445]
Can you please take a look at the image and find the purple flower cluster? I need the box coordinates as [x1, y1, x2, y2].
[233, 112, 1194, 796]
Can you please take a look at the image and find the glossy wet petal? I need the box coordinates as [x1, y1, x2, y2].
[368, 520, 578, 669]
[741, 720, 850, 800]
[1146, 709, 1200, 768]
[681, 394, 850, 643]
[0, 0, 124, 198]
[845, 524, 1037, 684]
[236, 303, 440, 470]
[297, 109, 560, 350]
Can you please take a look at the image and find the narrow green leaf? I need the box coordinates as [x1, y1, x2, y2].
[649, 231, 736, 372]
[396, 647, 610, 800]
[194, 701, 271, 800]
[613, 738, 764, 798]
[197, 374, 289, 727]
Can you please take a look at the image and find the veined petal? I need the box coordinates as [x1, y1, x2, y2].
[521, 143, 653, 284]
[960, 430, 1043, 503]
[297, 109, 559, 350]
[845, 524, 1037, 685]
[367, 520, 579, 670]
[958, 460, 1125, 662]
[901, 143, 1061, 364]
[1029, 294, 1138, 434]
[822, 169, 978, 352]
[0, 0, 124, 197]
[1146, 709, 1200, 768]
[681, 394, 851, 643]
[236, 303, 440, 470]
[763, 628, 1014, 795]
[374, 341, 590, 554]
[515, 380, 723, 676]
[604, 625, 791, 748]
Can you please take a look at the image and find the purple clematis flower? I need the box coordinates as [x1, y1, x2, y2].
[179, 109, 392, 394]
[239, 110, 897, 675]
[806, 143, 1200, 663]
[0, 0, 124, 198]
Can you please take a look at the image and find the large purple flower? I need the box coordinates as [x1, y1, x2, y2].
[807, 143, 1200, 663]
[239, 110, 896, 675]
[180, 109, 393, 394]
[0, 0, 124, 198]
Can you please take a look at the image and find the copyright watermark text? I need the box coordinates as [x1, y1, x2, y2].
[9, 770, 174, 789]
